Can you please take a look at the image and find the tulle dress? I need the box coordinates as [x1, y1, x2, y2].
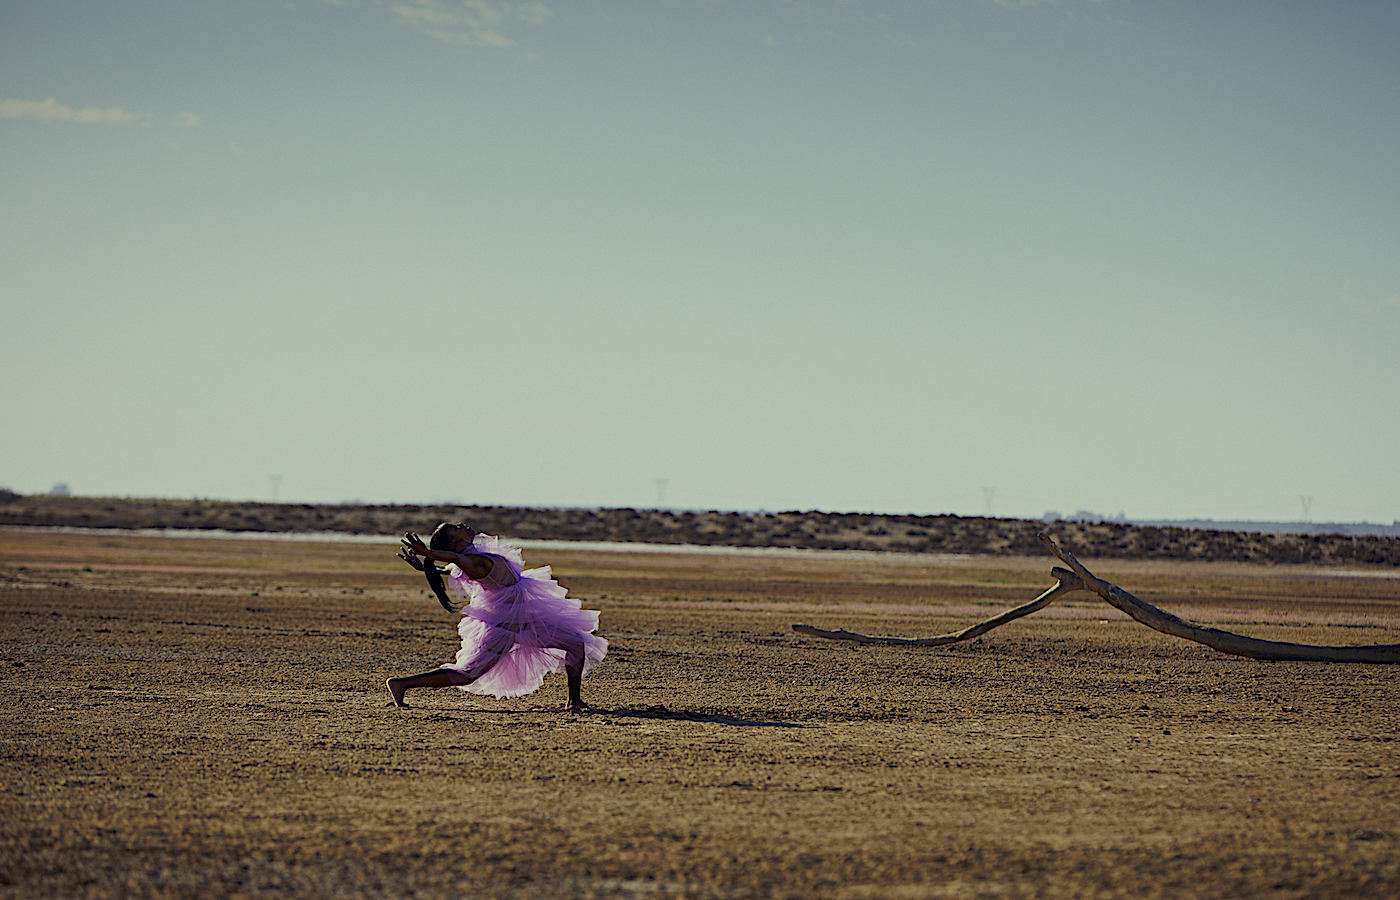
[438, 534, 608, 699]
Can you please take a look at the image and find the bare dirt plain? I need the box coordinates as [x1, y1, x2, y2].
[3, 528, 1399, 899]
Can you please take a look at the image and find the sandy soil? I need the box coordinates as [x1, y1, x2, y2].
[3, 529, 1399, 899]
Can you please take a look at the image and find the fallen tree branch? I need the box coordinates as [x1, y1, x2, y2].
[1036, 533, 1400, 662]
[792, 533, 1400, 663]
[793, 568, 1085, 646]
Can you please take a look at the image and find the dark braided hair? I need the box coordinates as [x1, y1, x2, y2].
[421, 558, 457, 614]
[421, 522, 472, 614]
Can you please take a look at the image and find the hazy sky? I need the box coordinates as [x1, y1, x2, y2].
[3, 0, 1397, 523]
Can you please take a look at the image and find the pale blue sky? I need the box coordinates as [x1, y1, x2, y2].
[2, 0, 1397, 523]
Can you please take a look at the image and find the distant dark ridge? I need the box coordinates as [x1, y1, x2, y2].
[1135, 519, 1400, 538]
[2, 494, 1398, 567]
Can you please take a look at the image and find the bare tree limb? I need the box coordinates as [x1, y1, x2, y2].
[792, 568, 1085, 647]
[1036, 532, 1400, 662]
[792, 533, 1400, 663]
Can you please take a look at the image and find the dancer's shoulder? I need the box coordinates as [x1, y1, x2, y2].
[467, 533, 525, 568]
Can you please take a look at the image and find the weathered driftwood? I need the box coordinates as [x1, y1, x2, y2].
[792, 532, 1400, 663]
[792, 568, 1085, 647]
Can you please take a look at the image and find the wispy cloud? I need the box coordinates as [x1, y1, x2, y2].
[879, 33, 917, 49]
[988, 0, 1112, 8]
[1343, 281, 1400, 314]
[0, 97, 149, 125]
[389, 0, 551, 48]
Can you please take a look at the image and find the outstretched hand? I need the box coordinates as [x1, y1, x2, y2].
[399, 532, 431, 569]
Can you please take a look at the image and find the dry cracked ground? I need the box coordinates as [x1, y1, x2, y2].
[3, 528, 1399, 899]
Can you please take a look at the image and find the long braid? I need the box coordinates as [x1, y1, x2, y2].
[422, 559, 460, 613]
[422, 521, 468, 614]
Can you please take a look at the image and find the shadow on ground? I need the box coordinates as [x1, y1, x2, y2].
[596, 705, 805, 728]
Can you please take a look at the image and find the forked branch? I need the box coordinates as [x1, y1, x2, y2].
[792, 532, 1400, 663]
[792, 567, 1085, 646]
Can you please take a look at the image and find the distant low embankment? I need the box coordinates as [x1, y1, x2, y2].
[4, 492, 1398, 568]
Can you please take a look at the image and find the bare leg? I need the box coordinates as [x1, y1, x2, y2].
[518, 639, 589, 713]
[566, 668, 586, 712]
[564, 641, 588, 713]
[389, 629, 513, 709]
[386, 668, 469, 709]
[389, 631, 588, 712]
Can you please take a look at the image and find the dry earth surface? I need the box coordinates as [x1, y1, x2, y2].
[3, 528, 1399, 899]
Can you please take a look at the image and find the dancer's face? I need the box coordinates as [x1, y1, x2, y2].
[450, 525, 476, 551]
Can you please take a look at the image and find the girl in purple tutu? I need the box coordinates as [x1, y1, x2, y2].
[387, 522, 607, 712]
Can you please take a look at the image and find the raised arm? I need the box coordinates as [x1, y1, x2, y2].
[401, 532, 493, 580]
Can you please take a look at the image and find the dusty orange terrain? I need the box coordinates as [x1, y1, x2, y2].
[2, 529, 1398, 899]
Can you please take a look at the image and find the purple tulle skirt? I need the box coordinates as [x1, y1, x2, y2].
[439, 535, 607, 699]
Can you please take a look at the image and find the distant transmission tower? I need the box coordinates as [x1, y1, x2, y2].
[269, 475, 282, 503]
[655, 478, 669, 509]
[1300, 495, 1313, 523]
[982, 486, 996, 518]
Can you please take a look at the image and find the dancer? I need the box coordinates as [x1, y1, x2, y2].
[388, 522, 607, 712]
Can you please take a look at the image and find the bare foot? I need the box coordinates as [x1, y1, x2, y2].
[386, 678, 410, 709]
